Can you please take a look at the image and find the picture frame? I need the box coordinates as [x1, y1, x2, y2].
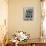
[23, 7, 33, 21]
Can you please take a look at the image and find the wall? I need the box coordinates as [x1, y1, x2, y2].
[8, 0, 41, 39]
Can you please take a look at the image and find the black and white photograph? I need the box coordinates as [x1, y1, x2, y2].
[23, 7, 33, 20]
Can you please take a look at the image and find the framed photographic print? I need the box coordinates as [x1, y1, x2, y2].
[23, 7, 33, 21]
